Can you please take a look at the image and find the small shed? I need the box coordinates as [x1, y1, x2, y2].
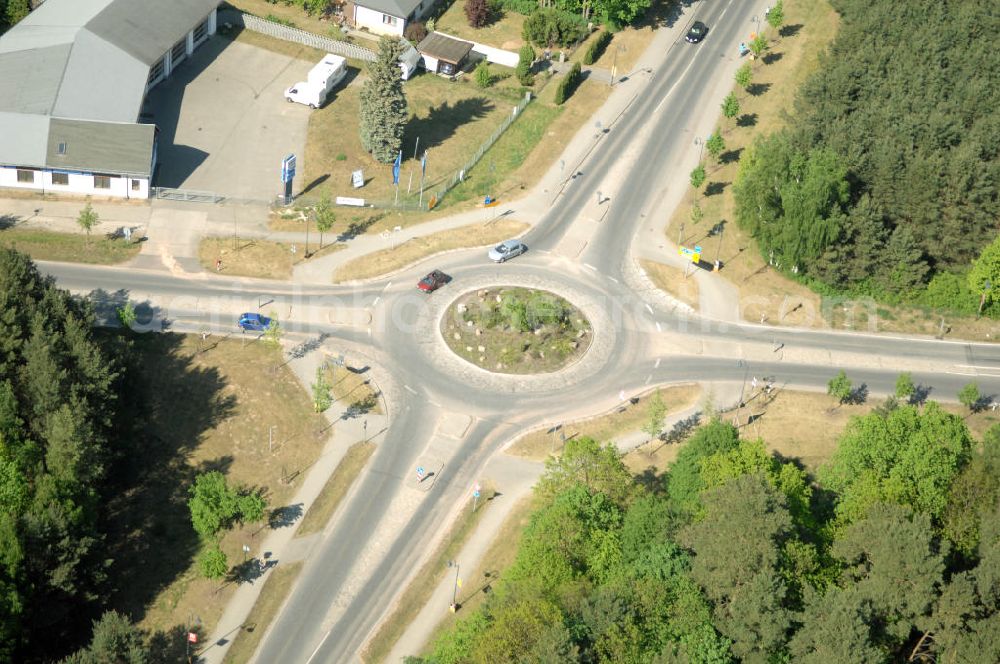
[417, 32, 474, 76]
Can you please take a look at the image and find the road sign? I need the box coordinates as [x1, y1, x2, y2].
[678, 244, 703, 263]
[416, 466, 426, 479]
[281, 154, 296, 183]
[187, 632, 198, 644]
[352, 169, 364, 188]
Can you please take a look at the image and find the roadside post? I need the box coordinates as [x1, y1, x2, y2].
[416, 466, 426, 482]
[448, 560, 460, 612]
[280, 154, 296, 206]
[472, 483, 481, 513]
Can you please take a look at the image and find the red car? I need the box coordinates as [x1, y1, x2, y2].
[418, 270, 451, 292]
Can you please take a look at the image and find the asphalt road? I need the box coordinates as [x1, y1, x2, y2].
[35, 0, 1000, 660]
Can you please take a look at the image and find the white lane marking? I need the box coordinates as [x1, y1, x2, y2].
[404, 384, 417, 394]
[383, 281, 392, 291]
[429, 400, 441, 407]
[306, 634, 330, 664]
[645, 303, 654, 314]
[655, 54, 701, 113]
[584, 263, 597, 271]
[654, 358, 661, 368]
[656, 321, 662, 332]
[372, 296, 380, 306]
[954, 364, 1000, 370]
[645, 374, 652, 384]
[367, 326, 372, 336]
[538, 249, 550, 254]
[609, 276, 619, 283]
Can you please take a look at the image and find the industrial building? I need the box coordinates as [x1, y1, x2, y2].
[0, 0, 220, 199]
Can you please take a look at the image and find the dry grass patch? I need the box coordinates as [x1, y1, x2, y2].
[434, 2, 527, 49]
[223, 24, 327, 61]
[221, 562, 303, 664]
[0, 228, 142, 264]
[295, 441, 376, 538]
[304, 73, 525, 207]
[362, 487, 497, 664]
[665, 0, 838, 329]
[417, 493, 538, 658]
[639, 259, 700, 309]
[199, 236, 344, 280]
[327, 365, 383, 415]
[333, 219, 528, 281]
[509, 384, 702, 460]
[104, 334, 328, 640]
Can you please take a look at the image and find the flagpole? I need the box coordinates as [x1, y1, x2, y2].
[419, 152, 425, 208]
[407, 170, 413, 194]
[413, 136, 420, 161]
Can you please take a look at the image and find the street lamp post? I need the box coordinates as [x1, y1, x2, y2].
[694, 136, 704, 163]
[447, 560, 460, 612]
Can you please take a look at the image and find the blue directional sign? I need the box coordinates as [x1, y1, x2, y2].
[281, 154, 296, 183]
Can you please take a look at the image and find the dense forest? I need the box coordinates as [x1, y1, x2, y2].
[733, 0, 1000, 314]
[416, 400, 1000, 663]
[0, 248, 160, 662]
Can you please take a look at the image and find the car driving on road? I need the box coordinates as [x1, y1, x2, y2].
[686, 21, 708, 43]
[488, 239, 527, 263]
[418, 270, 451, 292]
[238, 312, 272, 332]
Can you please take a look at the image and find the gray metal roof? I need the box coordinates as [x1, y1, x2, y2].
[356, 0, 422, 20]
[417, 32, 473, 64]
[0, 0, 218, 176]
[47, 119, 156, 177]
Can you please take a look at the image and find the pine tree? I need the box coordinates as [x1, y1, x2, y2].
[359, 37, 408, 163]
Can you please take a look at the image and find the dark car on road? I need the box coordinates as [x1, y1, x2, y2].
[418, 270, 451, 292]
[238, 312, 272, 332]
[686, 21, 708, 43]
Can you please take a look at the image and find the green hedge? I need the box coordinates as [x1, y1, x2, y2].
[554, 61, 582, 105]
[582, 31, 612, 65]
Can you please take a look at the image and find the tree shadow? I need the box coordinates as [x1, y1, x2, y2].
[0, 214, 19, 229]
[705, 181, 729, 197]
[102, 332, 238, 625]
[848, 383, 869, 405]
[147, 623, 199, 664]
[720, 148, 743, 165]
[268, 503, 304, 529]
[336, 213, 382, 242]
[299, 174, 330, 197]
[762, 51, 783, 65]
[404, 97, 494, 153]
[633, 466, 666, 494]
[909, 384, 932, 406]
[638, 0, 693, 29]
[780, 24, 803, 38]
[747, 82, 771, 97]
[736, 113, 758, 127]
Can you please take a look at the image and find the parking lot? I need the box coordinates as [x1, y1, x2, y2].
[143, 37, 314, 201]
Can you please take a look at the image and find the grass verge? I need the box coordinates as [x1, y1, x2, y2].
[199, 236, 344, 279]
[221, 562, 303, 664]
[333, 219, 528, 281]
[0, 228, 142, 264]
[295, 441, 376, 538]
[639, 259, 700, 310]
[327, 365, 383, 415]
[664, 0, 837, 329]
[104, 334, 328, 639]
[361, 487, 496, 664]
[508, 384, 702, 460]
[416, 493, 538, 658]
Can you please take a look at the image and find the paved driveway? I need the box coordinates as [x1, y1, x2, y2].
[143, 37, 313, 201]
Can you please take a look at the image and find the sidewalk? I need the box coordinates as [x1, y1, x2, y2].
[198, 340, 387, 664]
[381, 454, 545, 663]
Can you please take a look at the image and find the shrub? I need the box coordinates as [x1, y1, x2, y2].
[404, 21, 428, 43]
[465, 0, 489, 28]
[474, 60, 492, 88]
[582, 30, 612, 65]
[554, 61, 581, 105]
[919, 271, 977, 314]
[496, 0, 537, 14]
[515, 44, 535, 85]
[265, 14, 296, 27]
[522, 8, 587, 48]
[426, 17, 436, 31]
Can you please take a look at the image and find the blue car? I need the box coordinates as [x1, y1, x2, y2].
[238, 312, 272, 332]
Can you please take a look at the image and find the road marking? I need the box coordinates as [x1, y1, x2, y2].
[654, 358, 661, 368]
[429, 400, 441, 407]
[584, 263, 597, 271]
[383, 281, 392, 291]
[404, 384, 417, 394]
[645, 303, 654, 314]
[609, 276, 619, 283]
[367, 326, 371, 336]
[954, 364, 1000, 370]
[372, 296, 380, 306]
[306, 633, 330, 664]
[656, 321, 662, 332]
[655, 49, 702, 113]
[645, 374, 652, 384]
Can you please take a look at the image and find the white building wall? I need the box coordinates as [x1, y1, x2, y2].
[354, 5, 405, 36]
[0, 167, 150, 199]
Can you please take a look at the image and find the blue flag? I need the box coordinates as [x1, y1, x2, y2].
[421, 151, 427, 177]
[392, 151, 401, 185]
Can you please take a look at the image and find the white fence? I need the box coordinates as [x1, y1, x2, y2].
[218, 9, 377, 62]
[433, 31, 519, 68]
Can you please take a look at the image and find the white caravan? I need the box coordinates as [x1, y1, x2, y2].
[284, 53, 347, 108]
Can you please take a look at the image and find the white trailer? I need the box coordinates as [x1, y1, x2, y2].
[284, 53, 347, 109]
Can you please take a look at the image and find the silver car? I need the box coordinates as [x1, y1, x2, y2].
[488, 239, 527, 263]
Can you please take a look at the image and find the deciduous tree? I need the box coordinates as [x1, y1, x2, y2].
[721, 93, 740, 127]
[313, 194, 335, 249]
[959, 382, 982, 412]
[76, 200, 99, 245]
[464, 0, 488, 28]
[827, 370, 852, 406]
